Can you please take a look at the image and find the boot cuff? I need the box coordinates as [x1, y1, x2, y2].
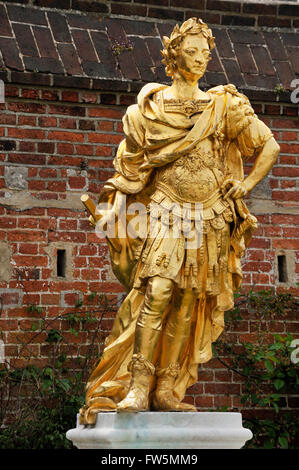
[128, 353, 155, 375]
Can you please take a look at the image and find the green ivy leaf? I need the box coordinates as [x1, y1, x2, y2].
[274, 379, 285, 390]
[264, 439, 274, 449]
[278, 436, 288, 449]
[59, 378, 71, 392]
[273, 402, 279, 414]
[46, 329, 62, 343]
[265, 359, 274, 372]
[88, 292, 97, 301]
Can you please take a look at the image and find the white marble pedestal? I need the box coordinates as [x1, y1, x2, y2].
[66, 412, 252, 449]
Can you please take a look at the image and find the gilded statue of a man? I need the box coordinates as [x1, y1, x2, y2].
[79, 18, 279, 425]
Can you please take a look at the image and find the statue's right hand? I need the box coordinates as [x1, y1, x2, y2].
[89, 215, 97, 227]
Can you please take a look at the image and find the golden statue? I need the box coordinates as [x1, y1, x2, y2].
[79, 18, 280, 425]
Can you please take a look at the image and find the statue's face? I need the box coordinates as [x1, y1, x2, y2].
[175, 34, 210, 80]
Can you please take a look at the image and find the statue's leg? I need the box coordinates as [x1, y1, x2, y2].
[117, 275, 174, 412]
[152, 288, 198, 411]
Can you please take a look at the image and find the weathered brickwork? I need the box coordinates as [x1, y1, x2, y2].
[0, 0, 298, 417]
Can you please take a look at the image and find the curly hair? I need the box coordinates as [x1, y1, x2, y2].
[161, 17, 215, 78]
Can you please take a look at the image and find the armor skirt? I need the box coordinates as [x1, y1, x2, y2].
[133, 188, 236, 300]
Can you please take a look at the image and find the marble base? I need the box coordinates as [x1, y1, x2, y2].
[66, 412, 253, 449]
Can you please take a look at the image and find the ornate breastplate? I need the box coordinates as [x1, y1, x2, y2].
[155, 145, 226, 203]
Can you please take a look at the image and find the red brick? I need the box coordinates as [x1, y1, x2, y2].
[39, 116, 57, 127]
[252, 273, 270, 285]
[90, 281, 124, 293]
[57, 143, 74, 155]
[273, 239, 299, 249]
[98, 121, 114, 131]
[13, 255, 48, 267]
[39, 168, 57, 178]
[74, 257, 87, 268]
[0, 291, 20, 306]
[281, 131, 298, 141]
[59, 118, 77, 129]
[76, 144, 94, 156]
[285, 322, 299, 333]
[272, 119, 299, 129]
[269, 179, 279, 189]
[7, 128, 46, 139]
[47, 208, 82, 218]
[7, 102, 46, 114]
[214, 370, 233, 382]
[19, 243, 38, 255]
[186, 383, 204, 394]
[68, 176, 87, 189]
[247, 249, 264, 261]
[7, 331, 47, 344]
[280, 180, 296, 189]
[205, 383, 240, 394]
[7, 231, 46, 242]
[272, 191, 299, 201]
[39, 218, 57, 230]
[94, 146, 113, 157]
[0, 217, 16, 228]
[249, 238, 271, 249]
[17, 115, 37, 126]
[41, 90, 59, 101]
[0, 114, 16, 125]
[48, 104, 85, 117]
[62, 292, 82, 306]
[17, 218, 39, 229]
[283, 227, 298, 237]
[195, 396, 213, 408]
[41, 293, 60, 305]
[279, 144, 299, 155]
[263, 226, 283, 237]
[61, 91, 79, 102]
[59, 219, 78, 230]
[81, 93, 98, 104]
[213, 396, 232, 408]
[48, 231, 86, 243]
[21, 88, 39, 100]
[80, 269, 100, 280]
[88, 133, 123, 144]
[273, 167, 299, 177]
[272, 214, 299, 225]
[88, 108, 124, 119]
[28, 180, 46, 191]
[5, 86, 19, 97]
[79, 245, 98, 256]
[48, 130, 85, 142]
[47, 181, 66, 191]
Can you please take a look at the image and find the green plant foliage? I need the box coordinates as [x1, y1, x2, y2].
[214, 289, 299, 449]
[0, 293, 115, 449]
[0, 288, 297, 448]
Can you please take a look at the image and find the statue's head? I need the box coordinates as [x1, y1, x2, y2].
[161, 18, 215, 80]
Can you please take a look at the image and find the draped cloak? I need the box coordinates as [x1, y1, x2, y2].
[80, 83, 274, 424]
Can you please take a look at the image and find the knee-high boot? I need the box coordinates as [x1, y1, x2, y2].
[152, 363, 196, 411]
[117, 353, 155, 412]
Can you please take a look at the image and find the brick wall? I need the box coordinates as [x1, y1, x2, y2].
[0, 0, 298, 419]
[0, 81, 298, 416]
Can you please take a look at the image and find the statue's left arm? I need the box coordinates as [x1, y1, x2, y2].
[224, 97, 280, 200]
[242, 135, 280, 195]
